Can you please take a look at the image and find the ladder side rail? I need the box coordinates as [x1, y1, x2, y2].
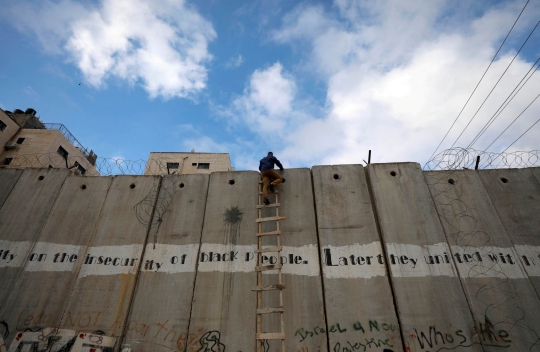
[276, 192, 286, 352]
[257, 179, 263, 352]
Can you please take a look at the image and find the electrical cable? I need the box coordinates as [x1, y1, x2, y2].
[501, 116, 540, 153]
[426, 0, 531, 162]
[450, 19, 540, 148]
[483, 91, 540, 151]
[467, 57, 540, 148]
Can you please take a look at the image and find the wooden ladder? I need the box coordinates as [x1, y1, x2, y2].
[253, 179, 286, 352]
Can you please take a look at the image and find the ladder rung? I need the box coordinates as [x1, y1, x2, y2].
[256, 216, 286, 223]
[254, 246, 283, 253]
[251, 284, 285, 292]
[255, 264, 282, 271]
[257, 333, 285, 340]
[257, 307, 284, 314]
[256, 203, 280, 208]
[256, 230, 281, 237]
[258, 191, 279, 194]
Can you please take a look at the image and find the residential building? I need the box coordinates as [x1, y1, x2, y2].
[0, 108, 98, 175]
[144, 151, 235, 175]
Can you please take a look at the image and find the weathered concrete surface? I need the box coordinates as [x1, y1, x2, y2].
[425, 169, 540, 351]
[312, 165, 402, 352]
[479, 169, 540, 297]
[187, 171, 258, 352]
[121, 174, 210, 352]
[261, 168, 327, 352]
[0, 169, 69, 312]
[60, 176, 159, 337]
[530, 167, 540, 185]
[0, 175, 112, 346]
[369, 163, 480, 352]
[0, 169, 22, 209]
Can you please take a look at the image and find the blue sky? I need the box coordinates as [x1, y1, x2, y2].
[0, 0, 539, 170]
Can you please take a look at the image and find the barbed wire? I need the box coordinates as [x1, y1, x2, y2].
[0, 153, 184, 176]
[425, 148, 540, 171]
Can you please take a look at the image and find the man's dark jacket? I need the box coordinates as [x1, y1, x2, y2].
[259, 156, 284, 172]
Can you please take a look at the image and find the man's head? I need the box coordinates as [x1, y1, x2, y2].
[268, 152, 273, 156]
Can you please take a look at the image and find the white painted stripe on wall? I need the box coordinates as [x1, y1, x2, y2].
[321, 242, 387, 279]
[386, 243, 457, 277]
[77, 244, 143, 278]
[196, 243, 320, 276]
[452, 245, 527, 279]
[25, 242, 83, 272]
[197, 243, 256, 273]
[515, 245, 540, 277]
[0, 240, 32, 268]
[140, 243, 199, 273]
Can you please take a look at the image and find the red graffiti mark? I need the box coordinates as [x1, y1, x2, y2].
[79, 333, 85, 339]
[90, 349, 96, 352]
[16, 333, 23, 341]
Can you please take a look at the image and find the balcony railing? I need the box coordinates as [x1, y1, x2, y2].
[43, 123, 89, 155]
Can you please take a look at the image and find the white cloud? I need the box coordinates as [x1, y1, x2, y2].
[4, 0, 216, 100]
[225, 55, 244, 69]
[23, 87, 38, 97]
[232, 0, 540, 167]
[228, 62, 298, 134]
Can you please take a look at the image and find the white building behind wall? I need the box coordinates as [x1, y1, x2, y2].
[144, 152, 235, 175]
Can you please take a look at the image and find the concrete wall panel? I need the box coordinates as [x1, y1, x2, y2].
[368, 163, 480, 351]
[60, 176, 159, 338]
[0, 169, 69, 311]
[425, 169, 540, 351]
[121, 174, 210, 352]
[261, 168, 327, 352]
[0, 169, 22, 209]
[187, 171, 258, 352]
[312, 165, 402, 352]
[479, 168, 540, 296]
[0, 176, 112, 346]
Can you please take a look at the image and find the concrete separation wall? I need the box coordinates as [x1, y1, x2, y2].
[1, 175, 112, 348]
[426, 169, 540, 351]
[0, 169, 69, 313]
[122, 174, 210, 352]
[0, 169, 22, 209]
[1, 164, 540, 352]
[313, 165, 401, 352]
[369, 163, 480, 352]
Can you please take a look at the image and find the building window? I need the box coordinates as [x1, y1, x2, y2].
[197, 163, 210, 169]
[167, 162, 179, 169]
[75, 162, 86, 175]
[16, 138, 25, 144]
[192, 163, 197, 166]
[57, 146, 69, 159]
[0, 120, 6, 131]
[2, 158, 13, 165]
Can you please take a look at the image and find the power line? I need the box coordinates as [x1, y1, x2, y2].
[501, 116, 540, 153]
[467, 57, 540, 148]
[426, 0, 531, 162]
[483, 91, 540, 151]
[450, 19, 540, 148]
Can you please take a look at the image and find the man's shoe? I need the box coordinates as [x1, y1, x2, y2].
[282, 178, 286, 183]
[268, 184, 275, 193]
[263, 197, 270, 205]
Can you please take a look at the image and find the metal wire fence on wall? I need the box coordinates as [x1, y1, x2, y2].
[425, 148, 540, 171]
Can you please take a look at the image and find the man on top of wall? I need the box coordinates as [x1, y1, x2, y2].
[259, 152, 285, 205]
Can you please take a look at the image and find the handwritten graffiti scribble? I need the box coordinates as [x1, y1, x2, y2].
[197, 331, 225, 352]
